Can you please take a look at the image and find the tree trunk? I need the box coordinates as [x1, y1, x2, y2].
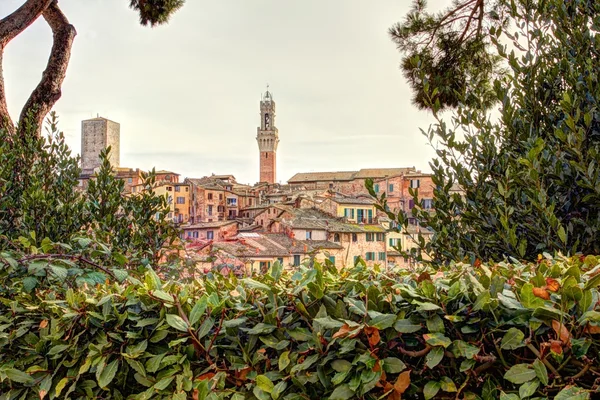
[0, 0, 76, 137]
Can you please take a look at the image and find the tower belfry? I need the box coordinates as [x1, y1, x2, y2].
[256, 87, 279, 184]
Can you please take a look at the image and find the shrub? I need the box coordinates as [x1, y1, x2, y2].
[0, 252, 598, 399]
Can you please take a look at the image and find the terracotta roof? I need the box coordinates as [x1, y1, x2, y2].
[155, 170, 180, 175]
[330, 197, 375, 205]
[288, 171, 357, 183]
[353, 168, 415, 179]
[182, 221, 237, 229]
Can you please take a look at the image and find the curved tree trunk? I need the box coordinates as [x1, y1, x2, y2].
[0, 0, 76, 137]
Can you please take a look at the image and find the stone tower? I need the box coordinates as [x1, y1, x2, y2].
[256, 88, 279, 184]
[81, 117, 120, 172]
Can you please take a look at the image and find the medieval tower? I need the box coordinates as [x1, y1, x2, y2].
[256, 88, 279, 184]
[81, 116, 120, 172]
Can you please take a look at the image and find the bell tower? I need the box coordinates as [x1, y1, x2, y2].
[256, 87, 279, 184]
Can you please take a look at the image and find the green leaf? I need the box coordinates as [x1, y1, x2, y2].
[256, 375, 274, 393]
[314, 316, 344, 329]
[166, 314, 189, 332]
[47, 344, 69, 356]
[154, 376, 174, 390]
[126, 358, 146, 377]
[223, 317, 247, 329]
[504, 363, 536, 384]
[519, 379, 539, 398]
[189, 297, 207, 327]
[55, 377, 69, 397]
[440, 376, 457, 392]
[22, 276, 38, 292]
[426, 314, 445, 333]
[279, 351, 290, 371]
[424, 381, 441, 399]
[369, 313, 397, 330]
[426, 346, 444, 368]
[501, 328, 525, 350]
[246, 323, 277, 335]
[272, 381, 287, 400]
[346, 298, 367, 316]
[382, 357, 406, 373]
[500, 393, 520, 400]
[554, 386, 590, 400]
[243, 278, 272, 292]
[424, 332, 452, 348]
[329, 384, 355, 400]
[394, 319, 422, 333]
[197, 317, 214, 339]
[533, 359, 548, 385]
[152, 290, 174, 303]
[450, 340, 480, 359]
[4, 368, 33, 383]
[98, 359, 119, 388]
[331, 359, 352, 372]
[290, 354, 319, 373]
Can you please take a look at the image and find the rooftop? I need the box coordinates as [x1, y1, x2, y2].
[182, 221, 237, 229]
[287, 168, 418, 183]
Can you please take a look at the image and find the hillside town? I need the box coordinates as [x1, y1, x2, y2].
[79, 89, 439, 274]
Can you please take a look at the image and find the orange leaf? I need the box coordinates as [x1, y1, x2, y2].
[474, 258, 482, 268]
[364, 326, 381, 347]
[235, 367, 251, 382]
[533, 287, 550, 300]
[549, 340, 563, 355]
[545, 278, 560, 292]
[584, 324, 600, 334]
[39, 320, 48, 329]
[333, 323, 352, 339]
[551, 320, 571, 344]
[394, 370, 411, 394]
[417, 272, 431, 282]
[196, 372, 216, 381]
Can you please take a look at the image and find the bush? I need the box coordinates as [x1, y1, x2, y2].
[0, 252, 598, 399]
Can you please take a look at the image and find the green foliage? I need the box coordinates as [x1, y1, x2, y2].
[379, 0, 600, 264]
[128, 0, 185, 26]
[0, 114, 178, 266]
[0, 254, 598, 399]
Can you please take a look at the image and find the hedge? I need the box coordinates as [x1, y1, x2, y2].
[0, 252, 599, 399]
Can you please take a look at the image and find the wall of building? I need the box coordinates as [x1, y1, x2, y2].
[331, 231, 387, 268]
[81, 118, 120, 171]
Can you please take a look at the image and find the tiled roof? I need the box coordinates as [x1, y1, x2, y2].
[287, 168, 417, 183]
[288, 171, 357, 183]
[330, 197, 375, 205]
[182, 221, 237, 229]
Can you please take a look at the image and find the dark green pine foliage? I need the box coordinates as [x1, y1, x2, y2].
[128, 0, 186, 26]
[377, 0, 600, 264]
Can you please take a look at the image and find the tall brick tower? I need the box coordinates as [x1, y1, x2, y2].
[256, 88, 279, 184]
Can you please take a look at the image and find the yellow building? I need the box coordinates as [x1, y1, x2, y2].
[317, 196, 377, 224]
[132, 180, 191, 223]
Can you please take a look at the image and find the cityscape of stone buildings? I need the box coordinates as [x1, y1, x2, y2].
[79, 88, 437, 274]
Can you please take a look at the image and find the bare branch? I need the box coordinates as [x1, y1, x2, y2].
[0, 0, 53, 45]
[18, 1, 76, 137]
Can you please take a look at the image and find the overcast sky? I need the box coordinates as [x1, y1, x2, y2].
[2, 0, 441, 185]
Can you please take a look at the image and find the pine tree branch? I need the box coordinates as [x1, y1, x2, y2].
[18, 1, 76, 137]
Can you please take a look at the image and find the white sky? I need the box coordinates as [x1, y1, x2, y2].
[2, 0, 441, 185]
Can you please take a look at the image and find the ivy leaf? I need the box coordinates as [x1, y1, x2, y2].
[533, 359, 548, 385]
[278, 351, 290, 371]
[369, 313, 397, 330]
[423, 332, 452, 348]
[197, 317, 215, 339]
[501, 328, 525, 350]
[329, 384, 355, 400]
[256, 375, 274, 393]
[189, 297, 207, 327]
[331, 359, 352, 372]
[394, 319, 422, 333]
[382, 357, 407, 373]
[165, 314, 189, 332]
[554, 386, 590, 400]
[4, 368, 33, 383]
[439, 376, 457, 392]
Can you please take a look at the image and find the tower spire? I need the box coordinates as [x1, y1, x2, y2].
[256, 86, 279, 184]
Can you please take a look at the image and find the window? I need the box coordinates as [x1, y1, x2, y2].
[176, 196, 185, 204]
[207, 231, 214, 240]
[165, 175, 171, 181]
[128, 177, 133, 183]
[333, 233, 340, 242]
[208, 193, 213, 200]
[218, 205, 225, 212]
[357, 209, 364, 222]
[306, 231, 312, 240]
[367, 209, 373, 224]
[389, 184, 394, 192]
[408, 199, 415, 210]
[277, 258, 284, 264]
[352, 233, 357, 242]
[208, 205, 213, 216]
[344, 208, 355, 219]
[376, 233, 385, 241]
[178, 214, 183, 222]
[293, 255, 301, 266]
[227, 198, 237, 206]
[408, 217, 417, 225]
[422, 199, 434, 210]
[166, 186, 173, 191]
[185, 187, 189, 192]
[175, 186, 181, 192]
[410, 179, 420, 188]
[186, 231, 191, 238]
[249, 198, 253, 206]
[389, 238, 397, 246]
[167, 195, 173, 204]
[366, 233, 375, 242]
[228, 210, 237, 218]
[366, 252, 375, 261]
[379, 252, 386, 261]
[219, 194, 223, 200]
[374, 184, 379, 193]
[329, 256, 336, 264]
[192, 231, 199, 238]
